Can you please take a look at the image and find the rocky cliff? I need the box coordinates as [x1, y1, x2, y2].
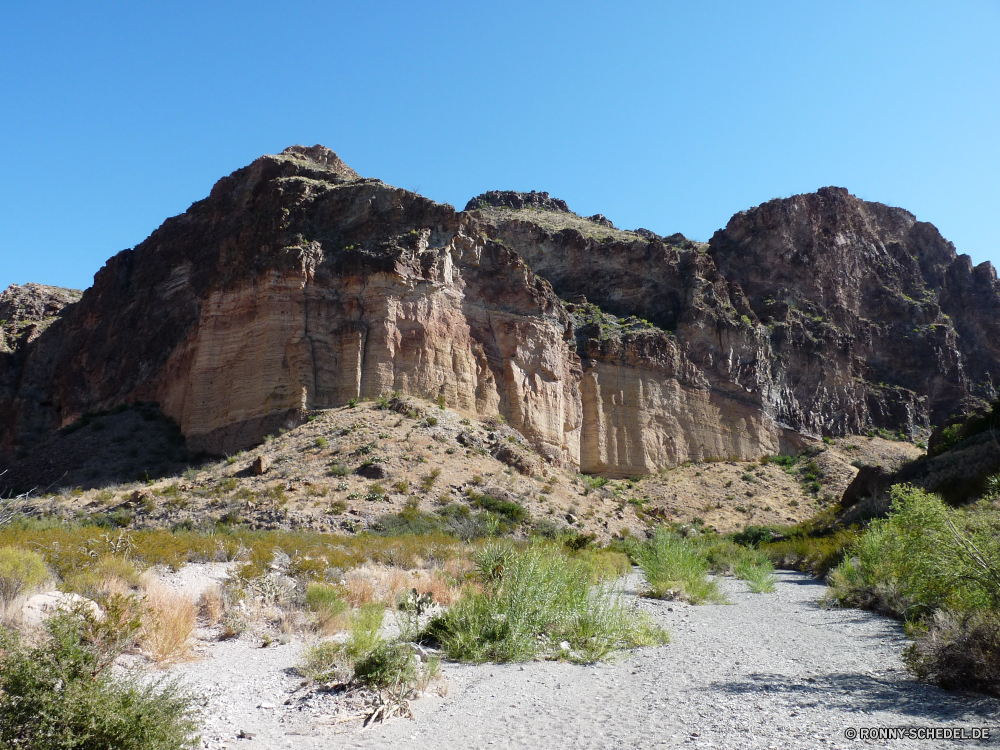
[2, 146, 998, 480]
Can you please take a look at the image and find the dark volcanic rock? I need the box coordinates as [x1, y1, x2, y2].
[464, 190, 570, 213]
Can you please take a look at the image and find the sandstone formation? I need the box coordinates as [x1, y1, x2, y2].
[2, 146, 998, 481]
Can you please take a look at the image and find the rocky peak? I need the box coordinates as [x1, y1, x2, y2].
[0, 284, 81, 355]
[464, 190, 571, 213]
[278, 144, 360, 179]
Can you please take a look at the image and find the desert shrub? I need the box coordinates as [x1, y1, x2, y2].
[62, 554, 141, 599]
[826, 485, 998, 618]
[0, 610, 199, 749]
[582, 475, 610, 491]
[904, 609, 1000, 695]
[353, 640, 418, 689]
[633, 529, 726, 604]
[421, 469, 441, 492]
[827, 484, 1000, 694]
[306, 582, 349, 617]
[373, 511, 447, 537]
[424, 542, 666, 663]
[572, 548, 632, 583]
[329, 462, 349, 477]
[760, 529, 853, 577]
[298, 601, 432, 693]
[732, 525, 778, 548]
[467, 491, 529, 523]
[0, 546, 49, 608]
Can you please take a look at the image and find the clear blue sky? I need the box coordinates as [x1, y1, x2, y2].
[2, 1, 998, 292]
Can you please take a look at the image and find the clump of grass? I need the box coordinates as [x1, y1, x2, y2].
[702, 538, 776, 593]
[633, 529, 726, 604]
[305, 582, 350, 633]
[423, 542, 666, 663]
[141, 579, 197, 665]
[0, 546, 49, 610]
[421, 469, 441, 492]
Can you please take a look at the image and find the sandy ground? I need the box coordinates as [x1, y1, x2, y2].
[163, 568, 999, 750]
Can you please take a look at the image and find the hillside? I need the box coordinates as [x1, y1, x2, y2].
[18, 394, 920, 539]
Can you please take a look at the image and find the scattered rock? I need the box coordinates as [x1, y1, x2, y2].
[252, 455, 271, 475]
[22, 591, 100, 628]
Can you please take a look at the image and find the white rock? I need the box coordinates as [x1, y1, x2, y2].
[21, 591, 101, 628]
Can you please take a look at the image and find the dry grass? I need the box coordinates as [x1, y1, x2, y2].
[197, 584, 226, 627]
[140, 577, 197, 665]
[343, 562, 465, 607]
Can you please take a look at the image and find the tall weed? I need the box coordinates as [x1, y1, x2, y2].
[634, 530, 726, 604]
[424, 542, 665, 663]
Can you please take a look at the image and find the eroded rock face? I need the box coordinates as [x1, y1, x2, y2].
[0, 147, 582, 466]
[1, 149, 998, 479]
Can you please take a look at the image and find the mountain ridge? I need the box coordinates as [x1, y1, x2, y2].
[1, 145, 996, 484]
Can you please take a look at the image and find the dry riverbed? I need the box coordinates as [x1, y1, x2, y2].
[161, 569, 999, 749]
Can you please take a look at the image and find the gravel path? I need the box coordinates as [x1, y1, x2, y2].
[173, 570, 999, 749]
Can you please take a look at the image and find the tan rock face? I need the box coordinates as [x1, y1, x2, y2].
[2, 151, 998, 480]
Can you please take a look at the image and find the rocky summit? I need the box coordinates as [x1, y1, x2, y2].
[2, 145, 998, 480]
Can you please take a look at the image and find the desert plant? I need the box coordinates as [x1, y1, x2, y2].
[141, 581, 197, 665]
[305, 582, 349, 632]
[0, 609, 200, 749]
[0, 546, 48, 609]
[634, 529, 726, 604]
[904, 609, 1000, 695]
[468, 491, 529, 523]
[421, 469, 441, 492]
[424, 542, 666, 663]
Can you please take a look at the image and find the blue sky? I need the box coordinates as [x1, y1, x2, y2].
[2, 1, 998, 292]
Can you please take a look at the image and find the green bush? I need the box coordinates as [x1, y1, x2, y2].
[424, 542, 665, 663]
[305, 583, 348, 619]
[827, 485, 999, 618]
[634, 529, 726, 604]
[353, 640, 418, 689]
[827, 484, 1000, 694]
[468, 491, 529, 523]
[0, 546, 48, 607]
[0, 611, 199, 749]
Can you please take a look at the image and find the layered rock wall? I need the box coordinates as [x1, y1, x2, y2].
[2, 150, 999, 480]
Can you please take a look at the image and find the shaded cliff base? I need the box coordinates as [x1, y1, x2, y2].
[839, 400, 1000, 525]
[4, 396, 921, 540]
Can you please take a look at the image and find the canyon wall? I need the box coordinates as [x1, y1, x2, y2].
[2, 147, 998, 479]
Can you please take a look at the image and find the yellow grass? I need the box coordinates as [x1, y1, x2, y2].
[197, 584, 225, 627]
[140, 577, 197, 665]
